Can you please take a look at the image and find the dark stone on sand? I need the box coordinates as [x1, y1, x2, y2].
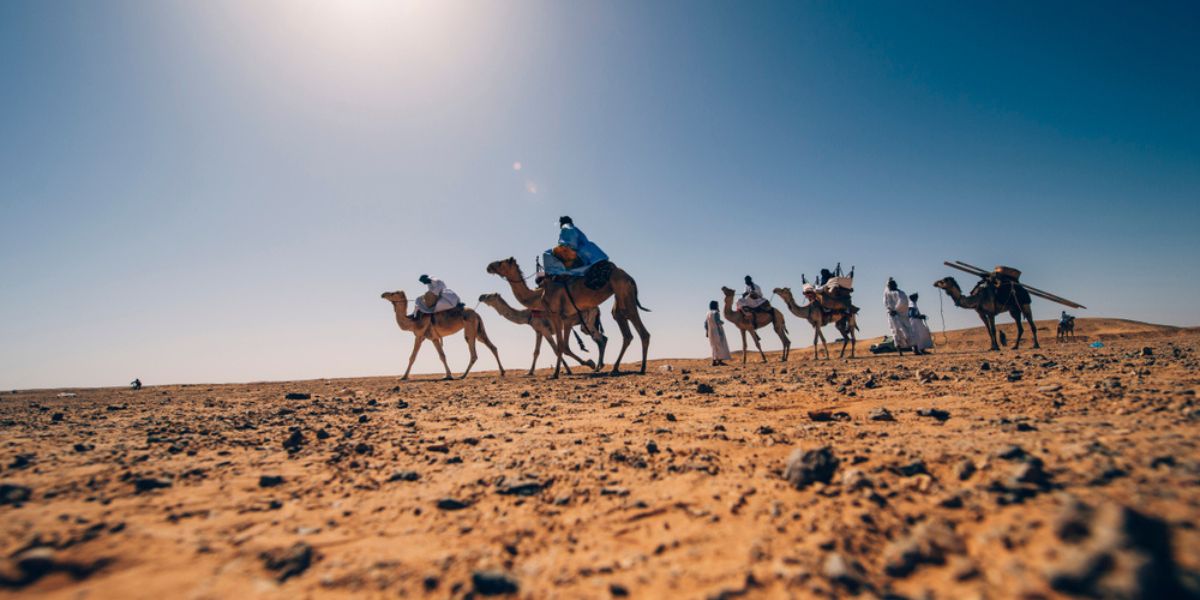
[868, 407, 895, 421]
[645, 440, 659, 454]
[436, 498, 471, 510]
[955, 459, 976, 481]
[610, 582, 630, 596]
[51, 412, 64, 422]
[497, 479, 545, 496]
[472, 570, 519, 595]
[388, 471, 420, 483]
[0, 482, 32, 505]
[784, 446, 839, 490]
[284, 392, 310, 400]
[996, 444, 1027, 461]
[894, 460, 928, 477]
[916, 408, 950, 421]
[316, 429, 331, 440]
[426, 444, 450, 453]
[283, 430, 305, 452]
[260, 542, 313, 582]
[259, 475, 285, 488]
[354, 443, 372, 455]
[883, 519, 964, 578]
[697, 383, 715, 394]
[134, 477, 172, 493]
[396, 400, 409, 408]
[822, 552, 865, 592]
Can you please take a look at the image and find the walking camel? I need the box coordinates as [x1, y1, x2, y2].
[774, 287, 858, 360]
[933, 276, 1040, 351]
[1057, 316, 1075, 340]
[721, 286, 790, 363]
[486, 258, 650, 378]
[380, 291, 505, 380]
[478, 293, 599, 376]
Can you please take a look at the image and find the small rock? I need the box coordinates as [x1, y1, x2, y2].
[134, 477, 172, 493]
[497, 480, 545, 496]
[436, 498, 471, 510]
[1140, 347, 1153, 356]
[283, 430, 305, 453]
[955, 459, 977, 481]
[995, 444, 1027, 461]
[916, 408, 950, 421]
[472, 570, 519, 595]
[610, 583, 630, 597]
[0, 483, 33, 505]
[260, 542, 313, 582]
[388, 471, 420, 483]
[868, 407, 895, 421]
[784, 446, 839, 490]
[894, 460, 928, 477]
[284, 392, 311, 400]
[259, 475, 285, 488]
[354, 443, 372, 455]
[645, 441, 659, 454]
[822, 552, 864, 592]
[697, 383, 715, 394]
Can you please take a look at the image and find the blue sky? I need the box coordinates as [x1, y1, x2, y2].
[2, 1, 1197, 389]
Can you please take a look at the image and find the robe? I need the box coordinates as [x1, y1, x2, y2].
[415, 278, 461, 313]
[705, 310, 732, 361]
[543, 224, 609, 276]
[884, 288, 914, 349]
[737, 283, 767, 310]
[908, 301, 934, 351]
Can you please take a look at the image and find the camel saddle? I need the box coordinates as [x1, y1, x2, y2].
[417, 303, 465, 323]
[584, 260, 614, 290]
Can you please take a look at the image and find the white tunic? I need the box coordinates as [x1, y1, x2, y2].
[884, 288, 914, 349]
[705, 310, 732, 361]
[908, 301, 934, 351]
[737, 283, 767, 310]
[416, 278, 461, 313]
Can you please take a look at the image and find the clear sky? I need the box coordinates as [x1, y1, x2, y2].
[2, 1, 1198, 389]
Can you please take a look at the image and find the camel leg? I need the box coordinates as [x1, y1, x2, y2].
[529, 333, 542, 376]
[811, 326, 821, 361]
[609, 311, 635, 375]
[750, 330, 767, 363]
[460, 329, 479, 379]
[981, 312, 999, 351]
[402, 336, 425, 380]
[1010, 308, 1024, 350]
[469, 318, 504, 378]
[625, 307, 651, 374]
[775, 318, 789, 362]
[560, 330, 594, 369]
[740, 329, 749, 364]
[589, 313, 608, 371]
[431, 338, 453, 380]
[1024, 305, 1040, 349]
[549, 321, 568, 379]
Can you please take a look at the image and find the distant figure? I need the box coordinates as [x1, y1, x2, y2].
[544, 215, 609, 276]
[737, 275, 768, 313]
[907, 293, 934, 354]
[704, 300, 732, 366]
[130, 378, 142, 390]
[817, 268, 834, 286]
[414, 274, 461, 315]
[884, 278, 915, 355]
[1058, 310, 1076, 339]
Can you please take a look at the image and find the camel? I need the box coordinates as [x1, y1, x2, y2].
[1057, 316, 1075, 340]
[380, 291, 504, 380]
[774, 287, 858, 359]
[933, 276, 1040, 351]
[478, 293, 599, 376]
[721, 287, 790, 363]
[487, 258, 650, 378]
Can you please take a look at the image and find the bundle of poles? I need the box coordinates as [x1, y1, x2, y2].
[944, 261, 1087, 309]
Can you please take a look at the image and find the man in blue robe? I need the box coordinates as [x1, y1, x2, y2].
[543, 216, 609, 276]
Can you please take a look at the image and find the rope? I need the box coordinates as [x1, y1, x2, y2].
[937, 288, 949, 346]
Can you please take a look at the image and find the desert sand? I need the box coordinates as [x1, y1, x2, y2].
[2, 318, 1198, 599]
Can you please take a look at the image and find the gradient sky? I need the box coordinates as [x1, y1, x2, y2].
[2, 1, 1198, 389]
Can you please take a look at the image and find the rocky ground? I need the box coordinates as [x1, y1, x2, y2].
[2, 319, 1199, 599]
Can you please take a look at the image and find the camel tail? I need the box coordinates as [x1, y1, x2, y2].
[633, 281, 651, 312]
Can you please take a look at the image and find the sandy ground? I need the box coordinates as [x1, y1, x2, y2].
[2, 318, 1199, 599]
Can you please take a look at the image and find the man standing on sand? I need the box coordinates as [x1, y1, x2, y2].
[908, 293, 934, 354]
[705, 300, 732, 366]
[884, 278, 915, 355]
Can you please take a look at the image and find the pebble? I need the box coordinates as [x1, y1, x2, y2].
[284, 392, 311, 400]
[0, 483, 32, 505]
[472, 570, 519, 595]
[784, 446, 839, 490]
[260, 542, 313, 582]
[916, 408, 950, 421]
[134, 477, 172, 493]
[822, 552, 864, 592]
[697, 383, 715, 394]
[436, 498, 471, 510]
[259, 475, 284, 488]
[387, 471, 420, 483]
[282, 430, 305, 453]
[868, 407, 895, 421]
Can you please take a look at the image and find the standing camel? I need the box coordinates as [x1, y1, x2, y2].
[774, 287, 858, 359]
[1057, 316, 1075, 340]
[721, 286, 790, 363]
[381, 291, 505, 380]
[933, 276, 1040, 351]
[478, 293, 598, 376]
[487, 258, 650, 378]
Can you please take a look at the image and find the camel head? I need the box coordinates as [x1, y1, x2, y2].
[773, 287, 793, 300]
[933, 277, 959, 293]
[721, 286, 735, 297]
[478, 292, 500, 304]
[381, 291, 408, 304]
[486, 257, 519, 278]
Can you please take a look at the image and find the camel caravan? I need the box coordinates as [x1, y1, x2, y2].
[382, 226, 1086, 379]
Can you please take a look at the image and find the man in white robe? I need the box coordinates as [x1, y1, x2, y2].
[705, 300, 732, 365]
[907, 293, 934, 353]
[415, 275, 461, 314]
[884, 278, 915, 354]
[736, 275, 768, 311]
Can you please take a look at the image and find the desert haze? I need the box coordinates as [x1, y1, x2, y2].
[1, 318, 1198, 598]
